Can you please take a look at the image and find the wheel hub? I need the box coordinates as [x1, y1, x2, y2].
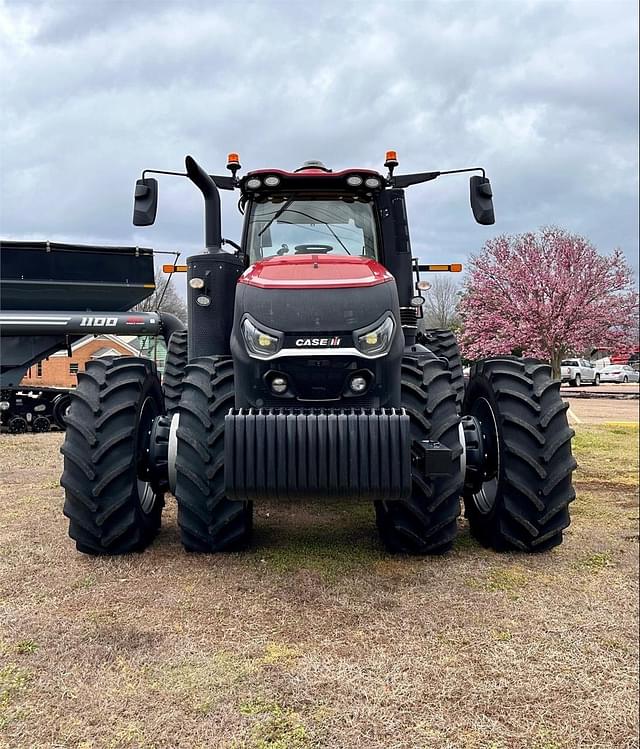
[142, 414, 171, 495]
[462, 396, 501, 514]
[136, 399, 169, 512]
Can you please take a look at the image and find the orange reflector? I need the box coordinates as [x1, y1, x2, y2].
[162, 264, 188, 273]
[385, 150, 398, 162]
[422, 263, 464, 272]
[227, 152, 240, 164]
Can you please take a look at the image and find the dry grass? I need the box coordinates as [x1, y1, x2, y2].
[0, 425, 638, 749]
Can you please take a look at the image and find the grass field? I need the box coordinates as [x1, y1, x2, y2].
[0, 424, 638, 749]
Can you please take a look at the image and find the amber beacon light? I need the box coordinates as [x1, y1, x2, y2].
[384, 150, 399, 176]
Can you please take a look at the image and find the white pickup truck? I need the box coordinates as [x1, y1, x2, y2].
[561, 358, 600, 386]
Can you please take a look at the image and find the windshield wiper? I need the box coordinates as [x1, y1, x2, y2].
[257, 199, 293, 237]
[279, 210, 352, 255]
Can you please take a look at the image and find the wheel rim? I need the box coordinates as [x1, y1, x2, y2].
[469, 397, 500, 514]
[136, 396, 159, 514]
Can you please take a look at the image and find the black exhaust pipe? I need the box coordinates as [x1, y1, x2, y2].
[185, 155, 223, 252]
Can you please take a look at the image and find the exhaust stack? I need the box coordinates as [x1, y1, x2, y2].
[185, 155, 223, 253]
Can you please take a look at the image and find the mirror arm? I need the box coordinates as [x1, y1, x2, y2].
[438, 166, 486, 179]
[392, 166, 486, 189]
[142, 168, 187, 179]
[142, 168, 235, 191]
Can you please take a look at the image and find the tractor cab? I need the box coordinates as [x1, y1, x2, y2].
[239, 161, 384, 262]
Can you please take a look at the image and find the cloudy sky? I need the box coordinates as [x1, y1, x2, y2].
[1, 0, 638, 286]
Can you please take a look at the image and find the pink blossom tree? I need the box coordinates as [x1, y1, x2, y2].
[459, 227, 639, 377]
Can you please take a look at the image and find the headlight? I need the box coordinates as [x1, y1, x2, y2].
[0, 401, 9, 411]
[246, 178, 262, 190]
[354, 315, 395, 357]
[242, 318, 283, 358]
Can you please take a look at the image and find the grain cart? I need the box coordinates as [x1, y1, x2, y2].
[57, 152, 575, 555]
[0, 241, 185, 425]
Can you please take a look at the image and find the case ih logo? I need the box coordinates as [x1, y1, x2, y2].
[295, 337, 342, 347]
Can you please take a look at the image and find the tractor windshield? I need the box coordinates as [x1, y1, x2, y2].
[246, 198, 379, 261]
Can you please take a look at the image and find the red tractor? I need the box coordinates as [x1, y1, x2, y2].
[60, 152, 576, 555]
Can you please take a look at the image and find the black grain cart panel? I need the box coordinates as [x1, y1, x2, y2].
[0, 240, 155, 311]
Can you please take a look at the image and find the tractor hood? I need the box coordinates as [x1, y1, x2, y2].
[230, 254, 404, 409]
[238, 255, 393, 290]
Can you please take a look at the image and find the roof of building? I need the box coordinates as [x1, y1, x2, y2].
[50, 334, 141, 357]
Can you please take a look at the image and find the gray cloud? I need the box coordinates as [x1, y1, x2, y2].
[1, 0, 638, 284]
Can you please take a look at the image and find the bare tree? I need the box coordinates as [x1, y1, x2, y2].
[134, 269, 187, 323]
[421, 275, 461, 330]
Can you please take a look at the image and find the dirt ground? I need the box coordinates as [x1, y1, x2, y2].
[1, 425, 638, 749]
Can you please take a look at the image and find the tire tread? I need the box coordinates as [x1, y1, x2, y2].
[175, 357, 252, 553]
[61, 356, 164, 555]
[375, 356, 463, 554]
[463, 356, 575, 552]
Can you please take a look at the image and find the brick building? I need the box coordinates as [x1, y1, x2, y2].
[21, 335, 143, 388]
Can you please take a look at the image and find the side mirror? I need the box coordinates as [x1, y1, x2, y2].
[133, 177, 158, 226]
[470, 175, 495, 225]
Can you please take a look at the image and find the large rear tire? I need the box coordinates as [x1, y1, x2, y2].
[462, 357, 576, 552]
[60, 357, 165, 555]
[375, 356, 463, 554]
[163, 330, 188, 415]
[417, 328, 465, 410]
[174, 357, 253, 552]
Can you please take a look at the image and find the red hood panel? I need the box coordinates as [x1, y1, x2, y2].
[239, 255, 393, 290]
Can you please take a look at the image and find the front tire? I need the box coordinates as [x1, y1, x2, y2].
[462, 357, 576, 552]
[594, 374, 600, 386]
[163, 330, 188, 415]
[174, 357, 253, 552]
[418, 328, 465, 410]
[61, 357, 165, 555]
[375, 356, 463, 554]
